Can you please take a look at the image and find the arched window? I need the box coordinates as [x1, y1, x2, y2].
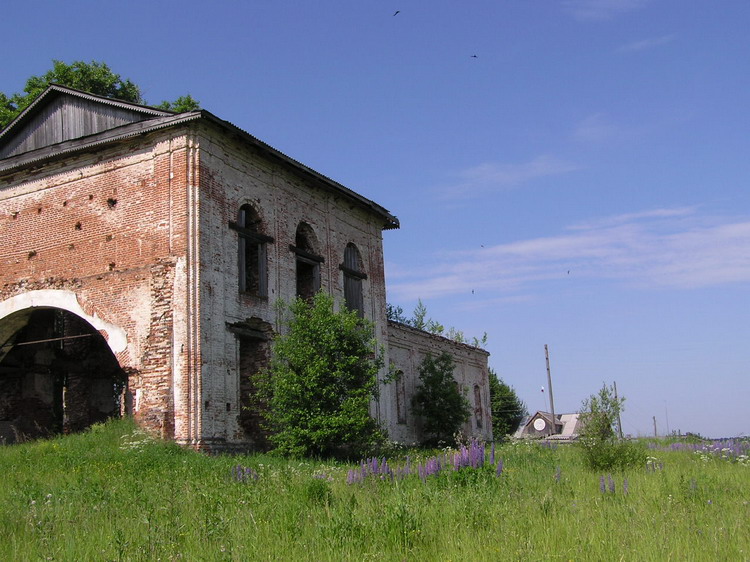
[230, 204, 273, 297]
[290, 222, 323, 301]
[340, 243, 366, 316]
[395, 369, 407, 425]
[474, 384, 483, 429]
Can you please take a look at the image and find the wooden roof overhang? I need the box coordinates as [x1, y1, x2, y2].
[0, 87, 399, 231]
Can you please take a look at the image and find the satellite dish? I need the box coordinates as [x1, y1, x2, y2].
[533, 418, 546, 431]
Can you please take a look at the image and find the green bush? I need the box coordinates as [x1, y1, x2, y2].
[410, 352, 471, 446]
[580, 438, 646, 471]
[578, 383, 644, 470]
[256, 292, 386, 459]
[487, 368, 527, 439]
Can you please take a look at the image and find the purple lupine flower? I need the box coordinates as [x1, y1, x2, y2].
[478, 441, 485, 467]
[608, 474, 615, 493]
[490, 442, 496, 465]
[496, 459, 504, 477]
[599, 475, 606, 493]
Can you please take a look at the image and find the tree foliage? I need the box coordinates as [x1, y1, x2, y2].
[578, 383, 644, 470]
[0, 60, 199, 130]
[579, 383, 623, 443]
[410, 352, 471, 446]
[487, 368, 527, 438]
[257, 292, 386, 459]
[386, 299, 488, 348]
[155, 95, 201, 113]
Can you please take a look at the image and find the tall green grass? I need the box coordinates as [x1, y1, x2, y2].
[1, 419, 748, 560]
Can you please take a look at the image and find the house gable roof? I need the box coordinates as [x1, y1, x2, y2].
[0, 86, 399, 230]
[0, 84, 172, 160]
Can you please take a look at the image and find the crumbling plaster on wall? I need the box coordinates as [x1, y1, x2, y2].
[0, 289, 127, 353]
[193, 126, 389, 446]
[386, 321, 492, 444]
[0, 128, 200, 442]
[0, 109, 488, 452]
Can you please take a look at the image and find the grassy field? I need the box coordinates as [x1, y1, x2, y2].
[1, 419, 748, 561]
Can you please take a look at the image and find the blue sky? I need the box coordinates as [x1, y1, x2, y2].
[3, 1, 748, 438]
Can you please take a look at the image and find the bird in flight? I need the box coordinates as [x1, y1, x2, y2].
[393, 10, 400, 16]
[471, 55, 478, 58]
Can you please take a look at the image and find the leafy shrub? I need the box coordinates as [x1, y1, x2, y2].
[302, 477, 333, 506]
[256, 292, 386, 459]
[410, 352, 471, 446]
[580, 438, 646, 471]
[578, 383, 645, 470]
[487, 368, 527, 439]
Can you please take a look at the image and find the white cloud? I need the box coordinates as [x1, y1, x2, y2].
[440, 155, 579, 199]
[563, 0, 647, 21]
[617, 34, 676, 53]
[388, 207, 750, 301]
[567, 207, 696, 230]
[572, 113, 621, 143]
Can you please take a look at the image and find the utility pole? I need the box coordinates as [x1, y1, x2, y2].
[544, 345, 557, 433]
[613, 381, 624, 439]
[653, 416, 657, 438]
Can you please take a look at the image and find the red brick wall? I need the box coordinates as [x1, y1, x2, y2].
[0, 133, 192, 438]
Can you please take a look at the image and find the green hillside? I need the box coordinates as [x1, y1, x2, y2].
[1, 419, 748, 560]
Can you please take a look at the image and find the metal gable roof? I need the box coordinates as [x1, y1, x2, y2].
[0, 85, 173, 159]
[0, 86, 399, 230]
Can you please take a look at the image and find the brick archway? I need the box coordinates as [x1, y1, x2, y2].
[0, 291, 129, 444]
[0, 290, 127, 355]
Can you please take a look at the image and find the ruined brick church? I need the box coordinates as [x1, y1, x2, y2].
[0, 85, 491, 450]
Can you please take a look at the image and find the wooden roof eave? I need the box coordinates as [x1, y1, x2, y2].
[0, 112, 202, 175]
[0, 108, 400, 232]
[0, 84, 173, 144]
[198, 111, 399, 231]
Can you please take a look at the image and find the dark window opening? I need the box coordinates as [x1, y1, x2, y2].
[234, 321, 273, 450]
[395, 369, 407, 424]
[341, 243, 366, 316]
[474, 384, 483, 429]
[296, 259, 319, 301]
[230, 204, 273, 297]
[292, 223, 322, 301]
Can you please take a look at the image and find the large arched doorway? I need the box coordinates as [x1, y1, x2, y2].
[0, 307, 126, 444]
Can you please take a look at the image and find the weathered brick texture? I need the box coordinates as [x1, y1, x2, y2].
[0, 90, 491, 450]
